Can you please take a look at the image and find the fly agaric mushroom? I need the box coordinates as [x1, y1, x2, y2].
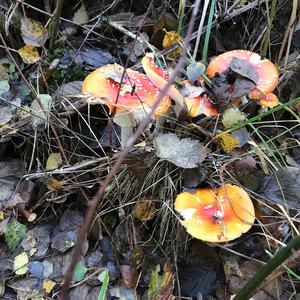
[142, 53, 216, 117]
[174, 184, 255, 242]
[258, 93, 280, 108]
[205, 50, 279, 100]
[82, 63, 171, 145]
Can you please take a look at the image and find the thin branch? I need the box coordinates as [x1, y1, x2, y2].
[58, 0, 202, 298]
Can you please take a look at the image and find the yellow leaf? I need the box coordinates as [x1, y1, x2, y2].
[18, 45, 40, 64]
[217, 133, 239, 153]
[21, 17, 49, 47]
[0, 211, 4, 221]
[46, 153, 62, 171]
[162, 30, 183, 58]
[43, 279, 56, 293]
[133, 199, 156, 221]
[13, 252, 29, 275]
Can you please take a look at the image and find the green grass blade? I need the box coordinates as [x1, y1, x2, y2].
[98, 269, 109, 300]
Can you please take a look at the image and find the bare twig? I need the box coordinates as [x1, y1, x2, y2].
[49, 0, 63, 50]
[59, 0, 202, 298]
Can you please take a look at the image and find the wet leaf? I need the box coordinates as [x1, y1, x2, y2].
[43, 279, 56, 294]
[21, 17, 49, 47]
[31, 94, 52, 128]
[0, 106, 12, 126]
[28, 261, 44, 278]
[0, 80, 10, 95]
[217, 133, 239, 153]
[73, 262, 88, 282]
[186, 62, 206, 82]
[259, 167, 300, 209]
[22, 225, 51, 257]
[230, 57, 259, 84]
[18, 45, 40, 64]
[4, 218, 27, 251]
[154, 133, 207, 168]
[46, 152, 62, 171]
[51, 231, 77, 252]
[146, 262, 174, 300]
[222, 107, 246, 128]
[13, 252, 29, 275]
[72, 4, 89, 24]
[179, 262, 217, 297]
[133, 199, 156, 221]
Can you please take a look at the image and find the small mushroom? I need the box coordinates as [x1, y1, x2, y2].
[174, 184, 255, 242]
[205, 50, 279, 99]
[82, 63, 171, 145]
[258, 92, 280, 108]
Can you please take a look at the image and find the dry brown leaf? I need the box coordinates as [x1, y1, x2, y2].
[133, 199, 156, 221]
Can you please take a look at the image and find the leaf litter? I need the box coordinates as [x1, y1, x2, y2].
[0, 2, 299, 299]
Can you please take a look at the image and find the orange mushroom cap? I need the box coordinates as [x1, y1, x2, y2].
[142, 53, 185, 107]
[175, 184, 255, 242]
[206, 50, 279, 99]
[82, 63, 171, 118]
[258, 93, 280, 108]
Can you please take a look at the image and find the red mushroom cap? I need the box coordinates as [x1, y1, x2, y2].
[142, 53, 185, 107]
[82, 64, 171, 117]
[206, 50, 279, 99]
[175, 184, 255, 242]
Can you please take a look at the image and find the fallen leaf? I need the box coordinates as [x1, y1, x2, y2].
[13, 252, 29, 275]
[179, 262, 217, 297]
[259, 167, 300, 209]
[146, 262, 174, 300]
[43, 279, 56, 294]
[46, 152, 62, 171]
[231, 127, 250, 147]
[230, 57, 259, 84]
[72, 4, 89, 24]
[228, 261, 282, 300]
[162, 30, 183, 58]
[73, 262, 88, 282]
[4, 218, 27, 251]
[18, 45, 41, 64]
[0, 106, 12, 126]
[222, 107, 246, 128]
[217, 133, 239, 153]
[133, 199, 156, 221]
[29, 261, 44, 278]
[0, 80, 10, 95]
[154, 133, 207, 168]
[186, 62, 206, 82]
[31, 94, 53, 128]
[73, 47, 117, 69]
[21, 17, 48, 47]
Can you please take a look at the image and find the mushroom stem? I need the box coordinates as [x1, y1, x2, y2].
[120, 126, 134, 147]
